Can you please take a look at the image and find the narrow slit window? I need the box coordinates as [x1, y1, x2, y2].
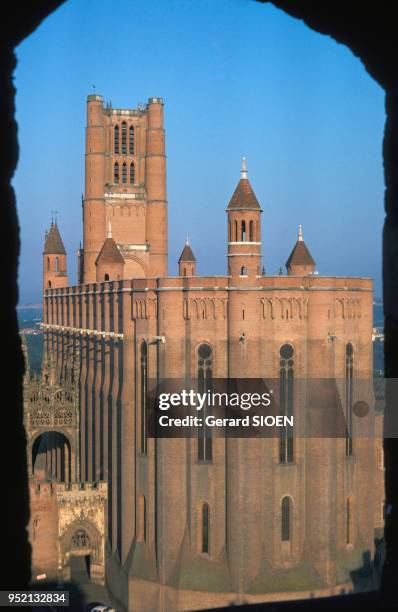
[129, 125, 135, 154]
[279, 344, 294, 463]
[198, 344, 213, 462]
[281, 496, 291, 541]
[114, 125, 119, 154]
[201, 503, 210, 553]
[114, 162, 119, 184]
[121, 121, 127, 154]
[138, 495, 147, 542]
[345, 343, 354, 456]
[346, 497, 353, 545]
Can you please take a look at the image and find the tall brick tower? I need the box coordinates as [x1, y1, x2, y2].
[81, 94, 168, 283]
[43, 220, 69, 290]
[227, 157, 262, 281]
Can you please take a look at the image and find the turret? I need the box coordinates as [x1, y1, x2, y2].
[178, 237, 196, 276]
[145, 97, 168, 277]
[226, 157, 262, 280]
[285, 225, 316, 275]
[95, 222, 125, 282]
[43, 221, 69, 290]
[83, 93, 106, 283]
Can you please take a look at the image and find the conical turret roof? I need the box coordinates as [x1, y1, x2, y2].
[95, 237, 124, 266]
[43, 222, 66, 255]
[178, 239, 196, 263]
[285, 225, 315, 268]
[227, 158, 261, 211]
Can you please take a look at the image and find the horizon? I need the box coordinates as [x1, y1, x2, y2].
[13, 0, 384, 303]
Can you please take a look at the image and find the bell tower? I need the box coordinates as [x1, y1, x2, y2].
[43, 220, 69, 291]
[226, 158, 262, 280]
[81, 94, 168, 283]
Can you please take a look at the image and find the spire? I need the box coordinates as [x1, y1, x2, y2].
[227, 157, 261, 211]
[178, 239, 196, 263]
[95, 236, 124, 266]
[241, 156, 248, 179]
[43, 219, 66, 255]
[298, 224, 303, 241]
[285, 225, 316, 275]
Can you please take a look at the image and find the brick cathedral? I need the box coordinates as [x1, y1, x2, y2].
[26, 94, 384, 611]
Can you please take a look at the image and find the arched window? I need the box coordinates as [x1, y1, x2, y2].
[47, 257, 50, 272]
[130, 162, 135, 185]
[55, 257, 59, 272]
[114, 162, 119, 184]
[234, 220, 238, 242]
[122, 162, 127, 184]
[249, 220, 254, 241]
[71, 529, 90, 549]
[241, 220, 246, 241]
[198, 344, 213, 462]
[114, 125, 119, 154]
[240, 266, 247, 276]
[121, 121, 127, 154]
[129, 125, 135, 154]
[200, 502, 210, 553]
[279, 344, 294, 463]
[104, 273, 109, 281]
[345, 343, 354, 456]
[48, 280, 52, 288]
[346, 497, 353, 545]
[138, 495, 147, 542]
[228, 221, 231, 242]
[141, 342, 148, 454]
[281, 496, 291, 541]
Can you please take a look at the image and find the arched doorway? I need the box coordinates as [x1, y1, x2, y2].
[69, 528, 91, 584]
[61, 520, 103, 585]
[31, 432, 72, 482]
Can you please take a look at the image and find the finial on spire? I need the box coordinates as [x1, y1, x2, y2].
[107, 221, 112, 239]
[298, 224, 303, 241]
[185, 234, 189, 245]
[241, 156, 248, 180]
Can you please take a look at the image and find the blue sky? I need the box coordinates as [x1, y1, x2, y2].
[14, 0, 385, 303]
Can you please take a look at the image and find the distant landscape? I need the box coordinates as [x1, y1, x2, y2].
[18, 301, 385, 377]
[18, 305, 42, 374]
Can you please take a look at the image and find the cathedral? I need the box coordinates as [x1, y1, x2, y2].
[27, 93, 384, 611]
